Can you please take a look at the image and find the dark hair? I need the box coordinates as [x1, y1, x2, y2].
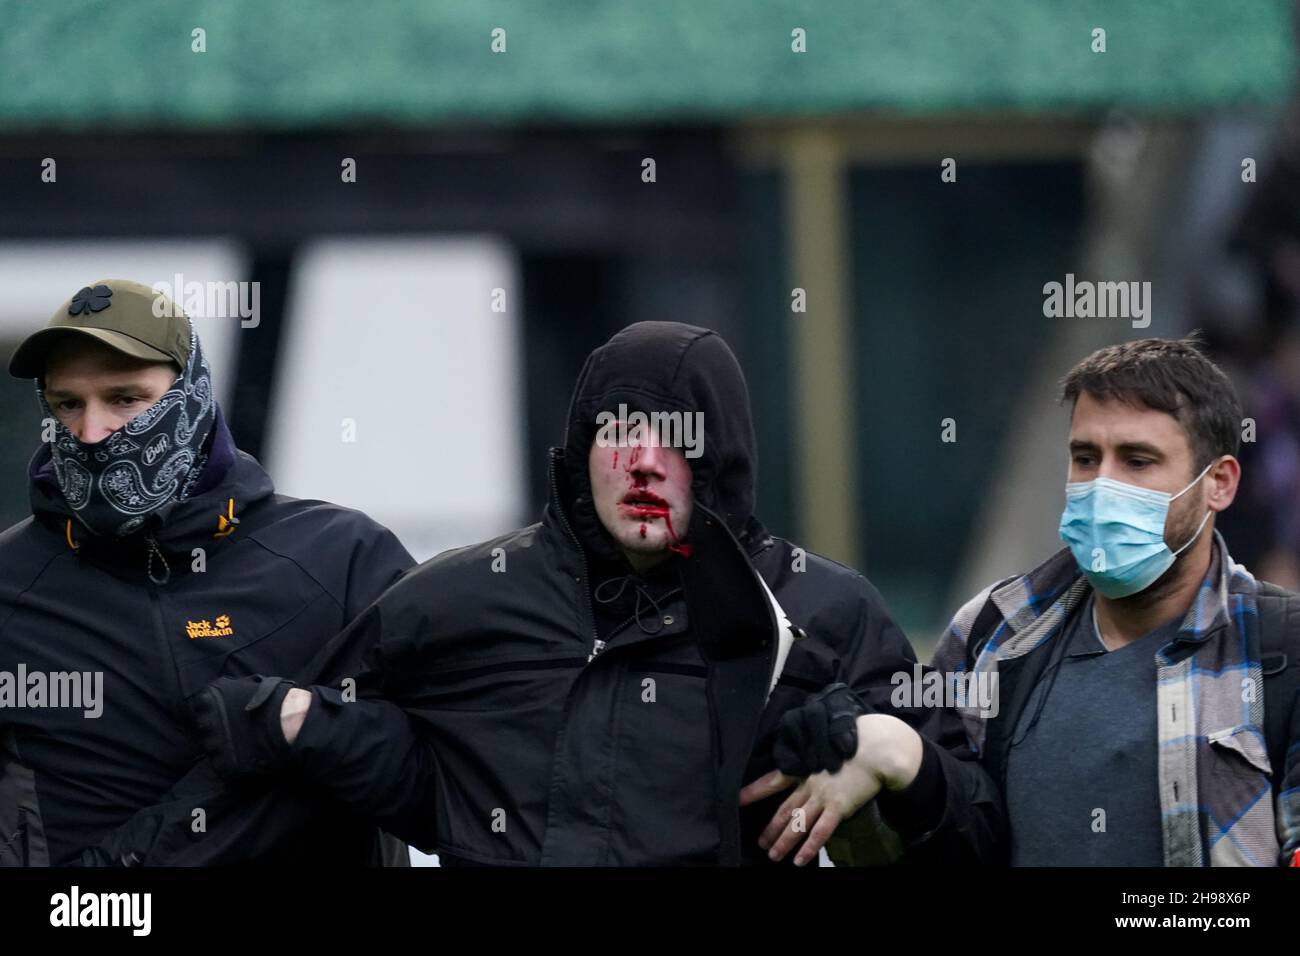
[1059, 336, 1242, 473]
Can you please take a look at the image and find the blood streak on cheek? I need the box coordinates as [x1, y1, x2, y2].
[663, 510, 692, 558]
[612, 451, 618, 469]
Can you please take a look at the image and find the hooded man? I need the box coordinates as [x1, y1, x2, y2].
[156, 321, 1004, 866]
[0, 279, 414, 866]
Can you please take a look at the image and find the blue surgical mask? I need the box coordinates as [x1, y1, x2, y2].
[1058, 461, 1214, 599]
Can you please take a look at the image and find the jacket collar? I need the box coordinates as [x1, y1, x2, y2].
[986, 530, 1244, 663]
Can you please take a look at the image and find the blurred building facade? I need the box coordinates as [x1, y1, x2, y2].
[0, 0, 1295, 654]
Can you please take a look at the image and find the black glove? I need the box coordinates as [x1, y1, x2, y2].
[190, 675, 297, 779]
[78, 813, 159, 867]
[77, 758, 229, 866]
[773, 682, 868, 777]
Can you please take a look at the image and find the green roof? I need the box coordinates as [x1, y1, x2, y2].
[2, 0, 1293, 129]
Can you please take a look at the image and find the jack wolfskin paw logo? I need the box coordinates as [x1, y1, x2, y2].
[186, 616, 234, 639]
[68, 285, 113, 315]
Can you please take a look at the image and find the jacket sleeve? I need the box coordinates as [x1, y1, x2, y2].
[275, 599, 443, 851]
[82, 600, 441, 864]
[282, 519, 439, 846]
[824, 576, 1008, 866]
[77, 757, 335, 866]
[80, 521, 419, 866]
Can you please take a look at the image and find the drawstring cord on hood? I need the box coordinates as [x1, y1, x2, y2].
[214, 497, 239, 538]
[62, 514, 169, 585]
[147, 496, 239, 585]
[593, 574, 667, 635]
[60, 496, 239, 585]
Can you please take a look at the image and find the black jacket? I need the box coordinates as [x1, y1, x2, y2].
[174, 323, 1005, 866]
[0, 417, 413, 865]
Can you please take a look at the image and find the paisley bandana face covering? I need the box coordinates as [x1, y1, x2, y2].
[1058, 460, 1215, 599]
[37, 328, 216, 537]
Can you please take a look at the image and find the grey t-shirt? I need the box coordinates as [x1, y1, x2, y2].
[1005, 595, 1181, 866]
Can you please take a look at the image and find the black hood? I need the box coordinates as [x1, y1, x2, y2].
[560, 321, 765, 563]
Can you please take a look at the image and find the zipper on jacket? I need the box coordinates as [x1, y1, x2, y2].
[546, 456, 603, 664]
[147, 579, 187, 718]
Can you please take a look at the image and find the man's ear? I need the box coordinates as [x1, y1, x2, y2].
[1207, 455, 1241, 512]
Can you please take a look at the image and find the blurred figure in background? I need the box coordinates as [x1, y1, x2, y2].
[1218, 97, 1300, 589]
[1222, 325, 1300, 589]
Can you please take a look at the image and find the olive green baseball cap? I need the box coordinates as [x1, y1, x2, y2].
[8, 279, 191, 379]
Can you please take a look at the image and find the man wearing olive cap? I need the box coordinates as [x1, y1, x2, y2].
[0, 279, 414, 865]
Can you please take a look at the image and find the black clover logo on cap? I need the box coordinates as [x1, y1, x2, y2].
[68, 285, 113, 315]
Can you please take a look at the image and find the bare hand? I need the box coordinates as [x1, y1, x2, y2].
[739, 713, 923, 865]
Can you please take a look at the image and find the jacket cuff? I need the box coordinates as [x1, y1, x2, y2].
[287, 686, 337, 760]
[873, 736, 946, 842]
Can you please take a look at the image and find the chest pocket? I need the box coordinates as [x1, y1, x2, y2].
[1208, 725, 1272, 778]
[411, 656, 586, 712]
[756, 638, 843, 742]
[613, 658, 719, 863]
[1206, 724, 1274, 819]
[166, 588, 345, 701]
[777, 638, 842, 691]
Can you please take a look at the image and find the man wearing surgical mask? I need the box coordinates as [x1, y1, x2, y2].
[933, 337, 1300, 867]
